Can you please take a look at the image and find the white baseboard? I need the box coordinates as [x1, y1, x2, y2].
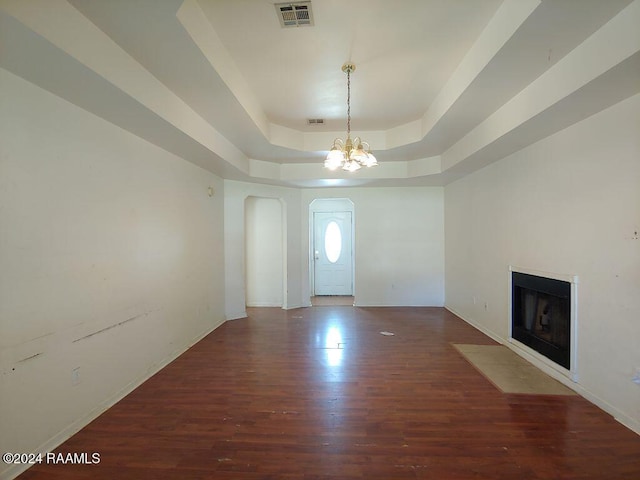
[226, 310, 247, 320]
[283, 303, 304, 310]
[445, 305, 640, 436]
[3, 319, 225, 480]
[353, 302, 444, 307]
[444, 305, 503, 344]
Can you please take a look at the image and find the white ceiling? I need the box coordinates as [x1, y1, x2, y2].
[199, 0, 503, 132]
[1, 0, 639, 188]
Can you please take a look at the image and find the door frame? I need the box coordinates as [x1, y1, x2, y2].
[309, 198, 355, 297]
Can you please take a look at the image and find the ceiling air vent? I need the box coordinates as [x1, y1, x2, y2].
[275, 2, 314, 28]
[307, 118, 324, 125]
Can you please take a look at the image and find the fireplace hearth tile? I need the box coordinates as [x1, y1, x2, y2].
[452, 344, 576, 395]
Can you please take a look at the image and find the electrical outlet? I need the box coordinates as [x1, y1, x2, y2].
[71, 367, 81, 386]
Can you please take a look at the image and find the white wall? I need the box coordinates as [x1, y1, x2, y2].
[224, 180, 302, 318]
[245, 196, 283, 307]
[445, 94, 640, 433]
[302, 187, 445, 306]
[0, 69, 226, 479]
[226, 185, 444, 312]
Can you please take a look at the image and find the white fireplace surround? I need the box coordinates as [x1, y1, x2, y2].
[508, 266, 579, 383]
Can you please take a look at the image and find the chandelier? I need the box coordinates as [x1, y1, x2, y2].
[324, 63, 378, 172]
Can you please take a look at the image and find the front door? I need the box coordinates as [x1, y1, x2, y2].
[313, 211, 353, 295]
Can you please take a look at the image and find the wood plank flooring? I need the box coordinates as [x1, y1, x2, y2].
[17, 307, 640, 479]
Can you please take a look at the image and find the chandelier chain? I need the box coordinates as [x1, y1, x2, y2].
[346, 68, 351, 138]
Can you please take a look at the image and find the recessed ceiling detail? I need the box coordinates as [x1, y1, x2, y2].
[2, 0, 637, 189]
[307, 118, 324, 125]
[275, 2, 314, 28]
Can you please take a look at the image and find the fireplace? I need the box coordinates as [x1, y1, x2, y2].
[511, 271, 571, 370]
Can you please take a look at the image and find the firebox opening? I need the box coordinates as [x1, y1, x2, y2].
[512, 272, 571, 370]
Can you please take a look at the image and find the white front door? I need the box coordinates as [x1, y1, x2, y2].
[313, 211, 353, 295]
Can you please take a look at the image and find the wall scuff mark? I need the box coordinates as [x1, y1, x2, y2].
[72, 312, 150, 343]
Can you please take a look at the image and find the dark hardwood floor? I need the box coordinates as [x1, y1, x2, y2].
[17, 307, 640, 479]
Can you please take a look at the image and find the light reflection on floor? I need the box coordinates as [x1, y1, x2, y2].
[313, 317, 349, 382]
[315, 319, 349, 434]
[324, 326, 344, 367]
